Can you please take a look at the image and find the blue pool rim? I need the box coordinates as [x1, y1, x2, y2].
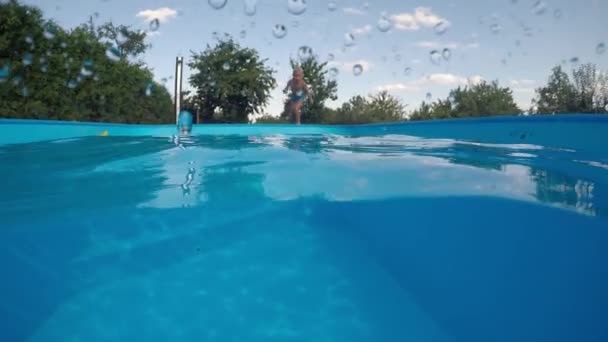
[1, 114, 607, 153]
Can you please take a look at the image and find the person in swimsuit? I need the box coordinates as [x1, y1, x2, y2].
[283, 66, 312, 125]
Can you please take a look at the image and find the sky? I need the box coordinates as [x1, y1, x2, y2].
[22, 0, 608, 116]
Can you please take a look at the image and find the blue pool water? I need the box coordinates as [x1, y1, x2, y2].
[1, 116, 607, 342]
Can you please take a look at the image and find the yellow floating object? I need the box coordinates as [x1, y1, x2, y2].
[100, 130, 109, 136]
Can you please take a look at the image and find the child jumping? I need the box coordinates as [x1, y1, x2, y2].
[283, 66, 312, 125]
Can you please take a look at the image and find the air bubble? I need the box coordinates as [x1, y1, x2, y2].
[223, 62, 230, 70]
[23, 53, 33, 65]
[434, 21, 448, 35]
[149, 18, 160, 31]
[208, 0, 227, 10]
[105, 46, 121, 62]
[328, 2, 337, 11]
[442, 48, 451, 61]
[596, 43, 606, 55]
[240, 30, 247, 39]
[328, 67, 339, 79]
[344, 32, 356, 47]
[404, 67, 412, 76]
[145, 82, 153, 96]
[532, 1, 547, 15]
[273, 24, 288, 39]
[244, 0, 257, 16]
[298, 46, 313, 61]
[352, 64, 363, 76]
[426, 92, 432, 101]
[377, 14, 392, 32]
[287, 0, 307, 15]
[327, 53, 335, 61]
[430, 50, 441, 65]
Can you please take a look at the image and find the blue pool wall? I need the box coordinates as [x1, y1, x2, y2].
[1, 114, 607, 153]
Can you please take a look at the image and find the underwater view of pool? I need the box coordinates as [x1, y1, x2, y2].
[0, 116, 607, 342]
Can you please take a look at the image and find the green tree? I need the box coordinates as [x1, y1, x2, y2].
[534, 65, 577, 114]
[450, 80, 520, 118]
[282, 57, 338, 123]
[409, 80, 520, 121]
[0, 1, 172, 123]
[188, 38, 275, 123]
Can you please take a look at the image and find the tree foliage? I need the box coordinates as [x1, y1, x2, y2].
[0, 0, 172, 123]
[410, 81, 521, 121]
[534, 63, 608, 114]
[188, 38, 276, 123]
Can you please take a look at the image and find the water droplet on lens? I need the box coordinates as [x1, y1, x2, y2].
[327, 53, 335, 61]
[40, 64, 48, 73]
[80, 66, 93, 77]
[145, 82, 153, 96]
[442, 48, 451, 61]
[490, 23, 501, 34]
[244, 0, 257, 16]
[328, 1, 337, 11]
[553, 9, 562, 19]
[532, 1, 547, 15]
[25, 35, 34, 44]
[404, 67, 412, 76]
[434, 21, 448, 35]
[208, 0, 227, 10]
[66, 79, 78, 89]
[377, 15, 392, 32]
[328, 67, 339, 78]
[426, 92, 432, 100]
[298, 46, 313, 61]
[105, 46, 121, 62]
[273, 24, 287, 39]
[352, 64, 363, 76]
[344, 32, 356, 47]
[395, 54, 402, 61]
[570, 57, 579, 64]
[287, 0, 307, 15]
[149, 18, 160, 31]
[292, 20, 299, 28]
[605, 104, 608, 112]
[430, 50, 441, 65]
[44, 25, 56, 39]
[223, 62, 230, 70]
[23, 53, 33, 65]
[596, 43, 606, 55]
[22, 86, 29, 97]
[240, 30, 247, 39]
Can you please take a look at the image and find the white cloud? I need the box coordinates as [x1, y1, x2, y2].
[413, 41, 479, 49]
[512, 87, 535, 93]
[343, 7, 366, 16]
[510, 79, 536, 86]
[390, 7, 450, 31]
[136, 7, 178, 23]
[352, 25, 373, 35]
[377, 73, 484, 92]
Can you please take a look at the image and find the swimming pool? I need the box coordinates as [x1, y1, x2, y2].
[1, 115, 607, 342]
